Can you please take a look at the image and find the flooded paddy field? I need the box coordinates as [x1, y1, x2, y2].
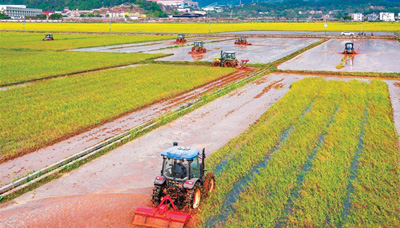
[146, 37, 320, 63]
[279, 39, 400, 72]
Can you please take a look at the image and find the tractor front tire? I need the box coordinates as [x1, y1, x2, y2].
[203, 173, 216, 197]
[212, 61, 220, 67]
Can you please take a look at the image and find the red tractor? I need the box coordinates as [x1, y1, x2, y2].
[192, 41, 206, 53]
[176, 34, 186, 43]
[234, 38, 251, 45]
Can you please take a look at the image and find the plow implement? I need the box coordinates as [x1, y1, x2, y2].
[133, 195, 191, 228]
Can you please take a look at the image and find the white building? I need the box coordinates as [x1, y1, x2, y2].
[380, 12, 395, 21]
[351, 13, 363, 21]
[0, 5, 42, 19]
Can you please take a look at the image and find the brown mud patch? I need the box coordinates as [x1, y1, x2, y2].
[254, 79, 284, 99]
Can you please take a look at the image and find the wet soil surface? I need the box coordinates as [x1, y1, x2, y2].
[74, 37, 227, 53]
[1, 73, 399, 227]
[222, 31, 396, 36]
[0, 68, 256, 187]
[146, 38, 320, 63]
[279, 39, 400, 73]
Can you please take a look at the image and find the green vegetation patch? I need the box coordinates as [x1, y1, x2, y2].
[0, 64, 235, 161]
[0, 32, 174, 51]
[199, 78, 399, 227]
[0, 49, 163, 86]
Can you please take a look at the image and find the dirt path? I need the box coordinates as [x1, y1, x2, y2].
[0, 68, 256, 187]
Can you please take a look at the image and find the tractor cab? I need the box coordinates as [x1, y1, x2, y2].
[177, 34, 185, 39]
[344, 42, 354, 54]
[193, 41, 203, 47]
[43, 34, 54, 41]
[161, 146, 201, 180]
[221, 51, 236, 60]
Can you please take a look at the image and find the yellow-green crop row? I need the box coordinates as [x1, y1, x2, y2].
[0, 65, 235, 161]
[1, 22, 399, 34]
[0, 49, 163, 86]
[198, 78, 399, 227]
[345, 80, 400, 227]
[0, 32, 174, 50]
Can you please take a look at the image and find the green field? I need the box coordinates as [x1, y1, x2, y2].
[0, 32, 175, 86]
[199, 78, 399, 227]
[0, 49, 163, 86]
[1, 22, 399, 33]
[0, 65, 235, 161]
[0, 32, 173, 50]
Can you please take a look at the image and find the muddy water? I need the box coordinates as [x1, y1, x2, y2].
[74, 37, 226, 53]
[0, 69, 255, 187]
[146, 38, 320, 63]
[279, 39, 400, 72]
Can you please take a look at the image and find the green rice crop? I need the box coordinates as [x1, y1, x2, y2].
[0, 65, 235, 161]
[0, 32, 174, 51]
[198, 78, 399, 227]
[0, 49, 163, 86]
[343, 80, 400, 227]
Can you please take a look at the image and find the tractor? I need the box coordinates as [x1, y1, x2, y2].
[176, 34, 186, 43]
[234, 38, 251, 45]
[133, 142, 215, 228]
[192, 41, 206, 53]
[344, 42, 354, 54]
[43, 34, 54, 41]
[212, 51, 240, 68]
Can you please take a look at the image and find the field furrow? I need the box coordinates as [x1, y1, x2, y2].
[343, 80, 400, 227]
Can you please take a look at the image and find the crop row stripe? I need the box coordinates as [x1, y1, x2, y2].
[223, 79, 344, 227]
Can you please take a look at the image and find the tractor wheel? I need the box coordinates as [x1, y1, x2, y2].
[192, 47, 195, 52]
[185, 183, 202, 209]
[224, 61, 233, 68]
[151, 184, 165, 205]
[212, 61, 220, 67]
[203, 173, 216, 197]
[202, 48, 206, 53]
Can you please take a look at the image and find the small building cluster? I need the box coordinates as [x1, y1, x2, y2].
[0, 5, 42, 19]
[350, 12, 396, 22]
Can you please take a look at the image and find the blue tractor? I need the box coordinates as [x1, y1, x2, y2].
[344, 42, 355, 54]
[152, 142, 215, 210]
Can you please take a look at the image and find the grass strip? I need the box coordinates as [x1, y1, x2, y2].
[343, 80, 400, 227]
[222, 79, 343, 227]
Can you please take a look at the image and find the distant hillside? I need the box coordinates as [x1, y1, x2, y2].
[198, 0, 400, 9]
[5, 0, 166, 17]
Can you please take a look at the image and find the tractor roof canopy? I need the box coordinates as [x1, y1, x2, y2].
[161, 146, 199, 160]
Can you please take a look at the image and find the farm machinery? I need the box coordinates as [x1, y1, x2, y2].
[212, 51, 240, 68]
[344, 42, 355, 54]
[192, 41, 206, 53]
[133, 142, 215, 228]
[234, 38, 251, 45]
[176, 34, 186, 43]
[43, 34, 54, 41]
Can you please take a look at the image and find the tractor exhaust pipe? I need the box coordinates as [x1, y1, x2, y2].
[201, 148, 206, 178]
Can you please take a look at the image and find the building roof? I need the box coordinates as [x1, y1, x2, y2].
[161, 146, 199, 160]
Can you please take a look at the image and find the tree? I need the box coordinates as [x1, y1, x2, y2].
[49, 13, 62, 20]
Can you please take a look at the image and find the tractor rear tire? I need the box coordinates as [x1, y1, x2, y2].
[224, 61, 233, 68]
[192, 47, 195, 52]
[203, 173, 215, 197]
[185, 183, 202, 209]
[151, 185, 165, 205]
